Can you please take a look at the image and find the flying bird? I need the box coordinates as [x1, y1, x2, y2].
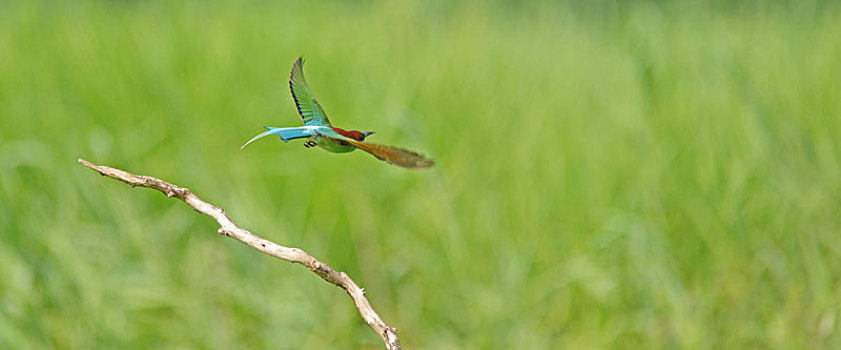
[241, 58, 434, 168]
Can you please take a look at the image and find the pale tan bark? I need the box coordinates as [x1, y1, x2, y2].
[78, 158, 401, 350]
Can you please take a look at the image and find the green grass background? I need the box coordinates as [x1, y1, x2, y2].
[1, 0, 840, 348]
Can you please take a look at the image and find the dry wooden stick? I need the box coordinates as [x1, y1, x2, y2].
[78, 158, 401, 349]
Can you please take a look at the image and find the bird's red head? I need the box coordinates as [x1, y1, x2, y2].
[331, 127, 374, 141]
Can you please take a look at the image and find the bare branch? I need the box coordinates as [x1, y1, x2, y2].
[77, 158, 401, 350]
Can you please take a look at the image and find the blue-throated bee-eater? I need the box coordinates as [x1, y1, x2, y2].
[241, 58, 434, 168]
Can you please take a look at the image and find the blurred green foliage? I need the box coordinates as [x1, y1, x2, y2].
[1, 0, 840, 348]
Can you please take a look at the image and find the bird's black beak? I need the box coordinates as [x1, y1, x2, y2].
[362, 131, 375, 140]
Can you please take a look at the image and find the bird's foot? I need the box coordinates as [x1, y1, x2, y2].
[303, 141, 317, 148]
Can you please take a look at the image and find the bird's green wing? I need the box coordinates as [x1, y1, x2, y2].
[289, 58, 331, 126]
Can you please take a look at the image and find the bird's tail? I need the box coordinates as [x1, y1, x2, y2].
[241, 127, 314, 149]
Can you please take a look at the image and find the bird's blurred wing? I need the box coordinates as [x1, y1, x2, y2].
[342, 138, 435, 168]
[289, 58, 331, 126]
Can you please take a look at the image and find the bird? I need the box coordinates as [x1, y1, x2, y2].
[241, 58, 434, 169]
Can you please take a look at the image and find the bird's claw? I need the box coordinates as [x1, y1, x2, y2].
[303, 140, 317, 148]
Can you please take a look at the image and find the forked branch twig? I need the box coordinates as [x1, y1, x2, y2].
[78, 158, 401, 350]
